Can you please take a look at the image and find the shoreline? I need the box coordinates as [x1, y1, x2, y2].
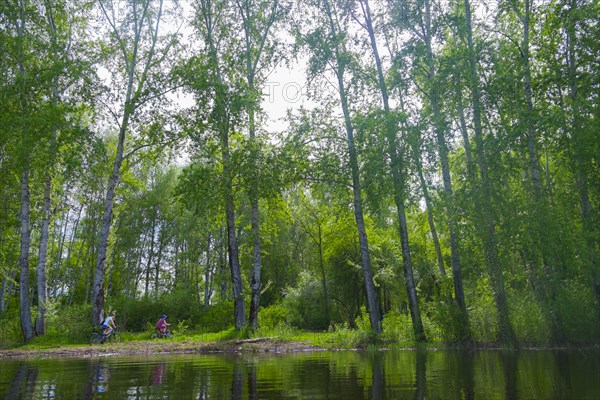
[0, 338, 327, 360]
[1, 338, 597, 360]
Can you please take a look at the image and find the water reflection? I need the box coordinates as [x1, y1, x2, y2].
[502, 351, 518, 400]
[371, 353, 384, 400]
[82, 360, 110, 398]
[247, 362, 258, 400]
[151, 362, 166, 385]
[0, 349, 598, 399]
[5, 364, 38, 400]
[414, 350, 426, 400]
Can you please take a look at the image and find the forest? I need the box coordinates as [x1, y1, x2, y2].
[0, 0, 598, 347]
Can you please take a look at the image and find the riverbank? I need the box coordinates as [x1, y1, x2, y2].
[0, 337, 327, 359]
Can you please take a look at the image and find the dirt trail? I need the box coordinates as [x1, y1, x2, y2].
[0, 339, 325, 359]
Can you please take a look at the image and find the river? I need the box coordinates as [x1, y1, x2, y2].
[0, 349, 598, 399]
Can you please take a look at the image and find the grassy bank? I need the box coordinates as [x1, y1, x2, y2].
[1, 324, 426, 359]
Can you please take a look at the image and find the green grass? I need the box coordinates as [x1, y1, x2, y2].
[6, 323, 426, 352]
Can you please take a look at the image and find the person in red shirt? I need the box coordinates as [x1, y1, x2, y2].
[156, 315, 170, 334]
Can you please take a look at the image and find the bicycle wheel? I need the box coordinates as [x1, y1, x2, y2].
[150, 331, 158, 339]
[106, 333, 121, 344]
[111, 333, 122, 343]
[89, 333, 103, 345]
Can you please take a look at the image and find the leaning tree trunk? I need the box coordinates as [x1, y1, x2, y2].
[35, 172, 52, 335]
[565, 0, 600, 324]
[423, 0, 470, 340]
[247, 80, 262, 330]
[464, 0, 516, 346]
[415, 153, 448, 285]
[200, 0, 247, 329]
[223, 139, 246, 330]
[19, 168, 34, 341]
[204, 234, 213, 307]
[359, 0, 422, 338]
[324, 0, 381, 333]
[92, 120, 127, 325]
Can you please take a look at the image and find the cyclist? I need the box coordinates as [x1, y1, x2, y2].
[155, 314, 170, 335]
[100, 311, 117, 337]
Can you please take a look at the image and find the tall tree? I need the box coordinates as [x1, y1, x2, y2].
[92, 0, 178, 324]
[235, 0, 283, 329]
[462, 0, 516, 345]
[300, 0, 382, 333]
[354, 0, 425, 340]
[189, 0, 247, 329]
[3, 0, 46, 341]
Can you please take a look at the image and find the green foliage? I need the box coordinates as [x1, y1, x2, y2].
[281, 271, 331, 330]
[508, 292, 550, 345]
[1, 0, 599, 349]
[424, 302, 470, 343]
[196, 302, 234, 333]
[0, 311, 23, 346]
[381, 311, 414, 344]
[257, 304, 289, 330]
[468, 278, 498, 343]
[558, 280, 600, 343]
[315, 322, 369, 349]
[173, 320, 190, 336]
[110, 297, 160, 332]
[48, 303, 93, 343]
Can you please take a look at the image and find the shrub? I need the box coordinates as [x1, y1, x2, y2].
[0, 311, 23, 345]
[281, 271, 330, 330]
[426, 302, 470, 343]
[509, 292, 550, 345]
[196, 302, 233, 332]
[111, 296, 160, 332]
[51, 303, 93, 342]
[559, 279, 600, 343]
[468, 278, 498, 343]
[257, 304, 289, 330]
[381, 310, 413, 344]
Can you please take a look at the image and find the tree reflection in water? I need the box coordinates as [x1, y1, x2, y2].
[231, 360, 244, 400]
[502, 351, 518, 400]
[1, 349, 597, 399]
[5, 364, 38, 400]
[82, 360, 110, 399]
[414, 349, 427, 400]
[371, 353, 384, 400]
[248, 360, 258, 400]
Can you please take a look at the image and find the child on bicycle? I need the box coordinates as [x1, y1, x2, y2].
[101, 311, 116, 336]
[155, 314, 170, 335]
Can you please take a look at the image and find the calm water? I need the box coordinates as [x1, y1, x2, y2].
[0, 349, 598, 399]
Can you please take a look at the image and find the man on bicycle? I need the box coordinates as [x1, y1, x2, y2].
[101, 311, 116, 336]
[156, 314, 170, 335]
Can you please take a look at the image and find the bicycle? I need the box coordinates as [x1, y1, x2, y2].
[150, 329, 173, 339]
[89, 329, 123, 345]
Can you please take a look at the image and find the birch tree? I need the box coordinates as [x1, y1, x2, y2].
[91, 0, 180, 324]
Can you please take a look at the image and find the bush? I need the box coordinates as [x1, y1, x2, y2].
[559, 280, 600, 343]
[111, 288, 201, 332]
[111, 296, 160, 332]
[196, 302, 233, 332]
[43, 303, 93, 343]
[426, 302, 470, 343]
[509, 292, 550, 345]
[257, 304, 289, 330]
[468, 278, 498, 343]
[381, 311, 414, 344]
[0, 311, 23, 345]
[281, 271, 330, 330]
